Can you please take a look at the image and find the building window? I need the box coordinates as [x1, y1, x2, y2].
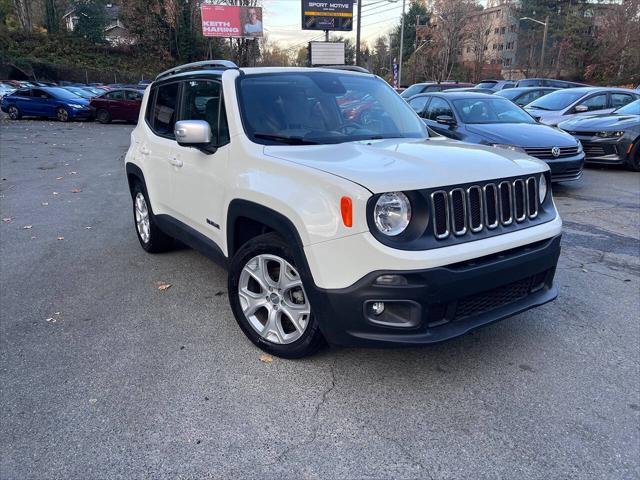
[494, 27, 499, 34]
[501, 27, 505, 34]
[466, 46, 470, 53]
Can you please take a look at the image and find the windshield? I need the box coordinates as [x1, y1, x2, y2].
[47, 87, 85, 100]
[527, 90, 585, 111]
[453, 98, 536, 124]
[238, 72, 427, 145]
[65, 87, 92, 98]
[400, 84, 427, 98]
[614, 99, 640, 115]
[475, 81, 497, 89]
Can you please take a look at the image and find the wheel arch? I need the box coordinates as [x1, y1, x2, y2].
[125, 162, 146, 198]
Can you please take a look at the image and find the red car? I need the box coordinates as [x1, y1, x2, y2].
[90, 89, 143, 124]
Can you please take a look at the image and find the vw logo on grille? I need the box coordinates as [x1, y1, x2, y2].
[551, 146, 561, 158]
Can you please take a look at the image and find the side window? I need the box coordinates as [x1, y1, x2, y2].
[578, 94, 607, 111]
[180, 80, 229, 146]
[427, 97, 453, 120]
[408, 96, 429, 116]
[126, 90, 142, 101]
[32, 89, 49, 99]
[516, 91, 536, 106]
[145, 88, 156, 125]
[107, 90, 124, 100]
[611, 93, 634, 109]
[16, 89, 31, 97]
[153, 83, 179, 137]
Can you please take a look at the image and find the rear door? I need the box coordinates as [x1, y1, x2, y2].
[609, 92, 637, 110]
[12, 89, 34, 114]
[106, 90, 126, 120]
[124, 90, 143, 122]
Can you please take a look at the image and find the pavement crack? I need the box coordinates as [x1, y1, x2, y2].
[261, 358, 337, 466]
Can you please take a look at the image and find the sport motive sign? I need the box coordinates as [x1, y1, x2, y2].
[301, 0, 353, 31]
[201, 5, 263, 38]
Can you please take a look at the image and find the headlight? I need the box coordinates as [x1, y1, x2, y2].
[538, 174, 548, 204]
[595, 131, 624, 138]
[491, 144, 526, 153]
[374, 192, 412, 236]
[69, 103, 84, 109]
[576, 141, 583, 153]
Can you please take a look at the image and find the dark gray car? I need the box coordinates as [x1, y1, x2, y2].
[558, 99, 640, 171]
[495, 87, 558, 107]
[407, 91, 585, 181]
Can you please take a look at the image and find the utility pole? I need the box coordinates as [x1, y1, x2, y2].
[355, 0, 362, 65]
[398, 0, 406, 87]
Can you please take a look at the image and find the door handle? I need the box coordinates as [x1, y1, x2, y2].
[168, 157, 183, 168]
[139, 146, 150, 156]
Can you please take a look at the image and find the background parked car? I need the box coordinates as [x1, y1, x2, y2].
[495, 87, 558, 107]
[525, 87, 640, 126]
[444, 87, 495, 94]
[0, 83, 16, 99]
[90, 88, 143, 124]
[0, 87, 92, 122]
[62, 86, 97, 99]
[515, 78, 588, 88]
[473, 79, 516, 91]
[558, 99, 640, 171]
[407, 91, 585, 181]
[400, 81, 474, 99]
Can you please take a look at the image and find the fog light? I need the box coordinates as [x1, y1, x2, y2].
[370, 302, 385, 315]
[375, 274, 407, 286]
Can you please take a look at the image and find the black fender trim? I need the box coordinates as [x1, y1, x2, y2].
[125, 163, 146, 197]
[155, 214, 228, 269]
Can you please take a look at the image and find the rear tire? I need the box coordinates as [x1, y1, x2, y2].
[56, 107, 69, 122]
[131, 182, 173, 253]
[228, 232, 325, 358]
[96, 109, 111, 124]
[7, 105, 21, 120]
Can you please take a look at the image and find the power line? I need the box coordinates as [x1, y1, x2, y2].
[361, 5, 401, 19]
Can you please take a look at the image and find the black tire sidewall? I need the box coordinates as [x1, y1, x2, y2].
[228, 233, 324, 358]
[8, 106, 20, 119]
[628, 142, 640, 172]
[97, 109, 111, 124]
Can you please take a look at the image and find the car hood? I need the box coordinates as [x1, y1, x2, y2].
[65, 97, 90, 105]
[558, 114, 640, 131]
[263, 137, 548, 193]
[465, 123, 577, 147]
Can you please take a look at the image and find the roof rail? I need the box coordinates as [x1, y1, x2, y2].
[155, 60, 238, 81]
[320, 65, 370, 74]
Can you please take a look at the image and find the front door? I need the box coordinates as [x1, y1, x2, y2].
[170, 78, 229, 248]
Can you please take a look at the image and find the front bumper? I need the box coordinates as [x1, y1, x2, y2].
[311, 235, 561, 347]
[576, 136, 632, 165]
[545, 154, 585, 182]
[69, 107, 94, 120]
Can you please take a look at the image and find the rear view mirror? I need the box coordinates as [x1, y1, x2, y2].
[574, 105, 588, 113]
[174, 120, 215, 153]
[436, 115, 456, 125]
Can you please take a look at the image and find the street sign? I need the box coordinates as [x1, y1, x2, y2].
[309, 41, 346, 65]
[301, 0, 354, 31]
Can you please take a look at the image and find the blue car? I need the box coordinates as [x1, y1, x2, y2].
[1, 87, 93, 122]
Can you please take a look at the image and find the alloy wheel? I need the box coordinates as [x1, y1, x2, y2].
[57, 108, 69, 122]
[238, 254, 310, 345]
[8, 106, 18, 120]
[134, 192, 150, 243]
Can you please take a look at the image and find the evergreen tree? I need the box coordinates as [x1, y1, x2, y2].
[74, 0, 107, 43]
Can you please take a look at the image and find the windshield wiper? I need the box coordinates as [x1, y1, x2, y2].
[253, 133, 319, 145]
[527, 105, 551, 110]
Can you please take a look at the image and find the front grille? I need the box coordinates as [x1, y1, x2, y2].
[453, 273, 545, 321]
[431, 175, 541, 241]
[582, 143, 606, 156]
[524, 146, 580, 159]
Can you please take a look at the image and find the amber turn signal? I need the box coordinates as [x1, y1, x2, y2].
[340, 196, 353, 227]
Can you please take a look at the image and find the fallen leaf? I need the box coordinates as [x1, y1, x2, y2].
[45, 317, 56, 323]
[41, 202, 49, 206]
[88, 398, 97, 405]
[71, 188, 82, 193]
[31, 236, 36, 240]
[69, 171, 78, 175]
[85, 226, 92, 230]
[56, 176, 63, 180]
[259, 354, 273, 363]
[54, 312, 60, 315]
[156, 281, 172, 291]
[2, 217, 12, 223]
[53, 192, 59, 195]
[23, 225, 32, 229]
[57, 236, 64, 241]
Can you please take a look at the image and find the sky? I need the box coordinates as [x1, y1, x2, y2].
[261, 0, 407, 51]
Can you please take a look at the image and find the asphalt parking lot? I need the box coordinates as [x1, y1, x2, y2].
[1, 118, 638, 480]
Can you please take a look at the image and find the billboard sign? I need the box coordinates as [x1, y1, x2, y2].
[301, 0, 353, 31]
[201, 5, 263, 38]
[309, 41, 345, 65]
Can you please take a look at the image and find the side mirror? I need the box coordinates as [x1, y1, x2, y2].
[174, 120, 216, 153]
[574, 105, 588, 113]
[436, 115, 456, 126]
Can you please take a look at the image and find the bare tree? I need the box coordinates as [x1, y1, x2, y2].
[429, 0, 475, 81]
[464, 9, 492, 82]
[13, 0, 33, 31]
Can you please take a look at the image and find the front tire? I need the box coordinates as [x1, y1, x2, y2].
[7, 105, 21, 120]
[131, 183, 173, 253]
[228, 233, 325, 358]
[627, 142, 640, 172]
[56, 107, 69, 122]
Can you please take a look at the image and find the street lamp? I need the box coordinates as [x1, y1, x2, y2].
[520, 15, 549, 75]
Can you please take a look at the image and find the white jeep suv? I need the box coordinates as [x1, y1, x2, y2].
[125, 60, 562, 358]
